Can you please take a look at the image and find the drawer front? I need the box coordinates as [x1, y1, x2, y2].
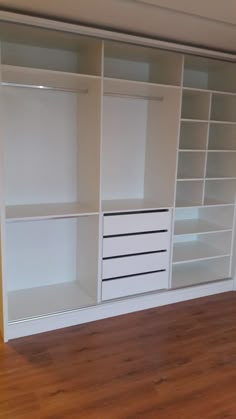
[103, 210, 171, 235]
[103, 231, 170, 257]
[102, 270, 168, 300]
[102, 251, 168, 279]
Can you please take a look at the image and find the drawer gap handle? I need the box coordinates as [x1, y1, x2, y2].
[103, 249, 167, 260]
[104, 209, 169, 216]
[104, 229, 168, 238]
[103, 269, 166, 281]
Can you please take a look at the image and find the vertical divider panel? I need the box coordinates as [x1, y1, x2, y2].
[170, 54, 184, 289]
[0, 42, 8, 341]
[97, 41, 105, 303]
[202, 93, 212, 205]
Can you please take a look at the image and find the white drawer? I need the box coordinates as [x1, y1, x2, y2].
[103, 231, 170, 257]
[103, 210, 171, 235]
[102, 270, 168, 300]
[102, 251, 169, 279]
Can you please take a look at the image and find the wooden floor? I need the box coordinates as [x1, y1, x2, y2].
[1, 292, 236, 418]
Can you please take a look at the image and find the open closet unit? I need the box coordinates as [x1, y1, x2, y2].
[0, 11, 235, 341]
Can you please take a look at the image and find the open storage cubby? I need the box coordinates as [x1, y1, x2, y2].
[0, 21, 102, 76]
[179, 121, 208, 150]
[181, 90, 210, 120]
[211, 94, 236, 122]
[6, 215, 99, 321]
[172, 257, 231, 289]
[208, 123, 236, 150]
[173, 231, 232, 264]
[206, 152, 236, 178]
[2, 77, 102, 220]
[175, 180, 204, 207]
[204, 179, 236, 205]
[174, 206, 234, 235]
[104, 40, 183, 85]
[177, 151, 205, 179]
[102, 81, 181, 212]
[184, 54, 236, 93]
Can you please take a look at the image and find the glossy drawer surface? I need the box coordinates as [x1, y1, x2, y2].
[103, 210, 171, 236]
[103, 231, 170, 257]
[102, 251, 168, 279]
[102, 270, 168, 300]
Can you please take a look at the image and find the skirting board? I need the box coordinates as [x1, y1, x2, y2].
[7, 279, 234, 341]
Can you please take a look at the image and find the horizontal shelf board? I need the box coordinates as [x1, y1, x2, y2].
[183, 86, 236, 97]
[207, 150, 236, 152]
[210, 120, 236, 125]
[173, 241, 230, 264]
[103, 77, 181, 93]
[1, 65, 100, 91]
[8, 281, 95, 322]
[6, 203, 98, 222]
[174, 219, 232, 236]
[181, 119, 236, 125]
[203, 198, 235, 206]
[179, 149, 207, 152]
[102, 199, 171, 213]
[177, 178, 204, 182]
[181, 118, 209, 123]
[172, 262, 230, 289]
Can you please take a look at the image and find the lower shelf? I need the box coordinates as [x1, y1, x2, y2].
[102, 199, 170, 213]
[8, 282, 95, 322]
[172, 258, 230, 289]
[173, 240, 230, 264]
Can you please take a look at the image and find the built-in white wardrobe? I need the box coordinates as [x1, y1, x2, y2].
[0, 12, 236, 341]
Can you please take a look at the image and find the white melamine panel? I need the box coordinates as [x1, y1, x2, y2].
[172, 257, 231, 289]
[206, 153, 236, 178]
[211, 94, 236, 122]
[181, 90, 210, 120]
[204, 179, 236, 206]
[103, 231, 170, 257]
[102, 199, 167, 213]
[104, 41, 182, 85]
[8, 282, 94, 322]
[175, 181, 204, 207]
[208, 124, 236, 150]
[102, 85, 181, 208]
[174, 206, 234, 235]
[1, 25, 103, 75]
[102, 270, 168, 300]
[6, 215, 99, 302]
[184, 55, 236, 93]
[102, 251, 168, 279]
[2, 79, 101, 209]
[103, 211, 171, 235]
[179, 121, 208, 150]
[102, 96, 147, 200]
[177, 151, 205, 179]
[1, 65, 100, 90]
[6, 203, 98, 222]
[173, 231, 231, 264]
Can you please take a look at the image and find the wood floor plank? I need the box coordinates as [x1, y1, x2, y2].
[1, 292, 236, 417]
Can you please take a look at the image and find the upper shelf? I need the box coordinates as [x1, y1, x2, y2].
[1, 65, 100, 92]
[6, 203, 98, 222]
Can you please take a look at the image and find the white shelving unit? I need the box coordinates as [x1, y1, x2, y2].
[0, 13, 236, 341]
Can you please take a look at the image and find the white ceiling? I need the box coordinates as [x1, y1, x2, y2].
[0, 0, 236, 52]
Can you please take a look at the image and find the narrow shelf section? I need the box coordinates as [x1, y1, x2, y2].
[174, 219, 232, 236]
[8, 282, 95, 322]
[173, 240, 230, 264]
[6, 202, 98, 222]
[102, 199, 169, 213]
[172, 258, 231, 289]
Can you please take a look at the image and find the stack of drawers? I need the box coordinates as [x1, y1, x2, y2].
[102, 210, 171, 300]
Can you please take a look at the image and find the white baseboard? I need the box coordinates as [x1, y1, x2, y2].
[7, 279, 234, 341]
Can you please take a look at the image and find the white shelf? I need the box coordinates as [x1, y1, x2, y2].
[8, 282, 95, 322]
[102, 199, 170, 213]
[174, 219, 231, 236]
[173, 241, 230, 264]
[203, 198, 235, 206]
[177, 178, 204, 182]
[183, 86, 236, 97]
[103, 77, 180, 95]
[172, 261, 230, 289]
[181, 118, 209, 123]
[6, 203, 98, 222]
[1, 65, 100, 91]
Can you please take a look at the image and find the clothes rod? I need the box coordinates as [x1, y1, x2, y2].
[1, 82, 89, 94]
[104, 92, 164, 101]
